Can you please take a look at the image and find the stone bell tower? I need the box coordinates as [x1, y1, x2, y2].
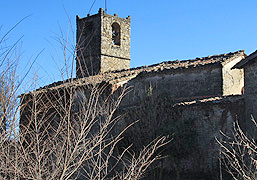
[76, 8, 131, 78]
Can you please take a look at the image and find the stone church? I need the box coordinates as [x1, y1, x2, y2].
[20, 8, 257, 179]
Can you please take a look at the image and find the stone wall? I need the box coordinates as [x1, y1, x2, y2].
[101, 55, 130, 73]
[76, 9, 131, 77]
[76, 55, 101, 77]
[222, 56, 244, 95]
[100, 13, 131, 61]
[121, 64, 223, 108]
[76, 13, 101, 77]
[244, 60, 257, 135]
[118, 95, 245, 180]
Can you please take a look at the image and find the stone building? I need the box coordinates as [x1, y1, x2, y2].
[20, 8, 256, 179]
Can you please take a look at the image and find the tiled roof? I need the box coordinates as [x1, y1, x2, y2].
[24, 50, 245, 94]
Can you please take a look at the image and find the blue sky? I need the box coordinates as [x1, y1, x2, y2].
[1, 0, 257, 90]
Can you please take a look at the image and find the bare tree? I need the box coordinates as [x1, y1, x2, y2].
[0, 19, 169, 180]
[218, 118, 257, 180]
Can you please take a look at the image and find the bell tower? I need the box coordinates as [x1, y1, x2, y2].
[76, 8, 131, 78]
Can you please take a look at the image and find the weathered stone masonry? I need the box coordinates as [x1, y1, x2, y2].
[118, 95, 245, 179]
[234, 50, 257, 136]
[76, 8, 130, 77]
[20, 8, 256, 180]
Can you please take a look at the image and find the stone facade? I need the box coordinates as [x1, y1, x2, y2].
[118, 51, 245, 108]
[233, 50, 257, 136]
[222, 57, 244, 95]
[244, 62, 257, 131]
[76, 8, 130, 77]
[118, 95, 245, 179]
[101, 56, 130, 73]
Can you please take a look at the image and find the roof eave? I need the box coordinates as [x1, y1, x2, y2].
[233, 50, 257, 69]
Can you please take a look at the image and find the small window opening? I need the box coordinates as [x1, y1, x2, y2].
[112, 22, 120, 45]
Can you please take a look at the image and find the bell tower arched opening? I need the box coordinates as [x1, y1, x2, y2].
[112, 22, 120, 46]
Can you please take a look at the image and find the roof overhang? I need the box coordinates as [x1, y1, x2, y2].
[233, 50, 257, 69]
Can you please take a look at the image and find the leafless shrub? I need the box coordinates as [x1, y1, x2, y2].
[0, 18, 169, 180]
[217, 118, 257, 180]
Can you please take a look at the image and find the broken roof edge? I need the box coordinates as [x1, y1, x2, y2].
[20, 50, 245, 96]
[233, 49, 257, 69]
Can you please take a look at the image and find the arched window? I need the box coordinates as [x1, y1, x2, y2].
[112, 22, 120, 45]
